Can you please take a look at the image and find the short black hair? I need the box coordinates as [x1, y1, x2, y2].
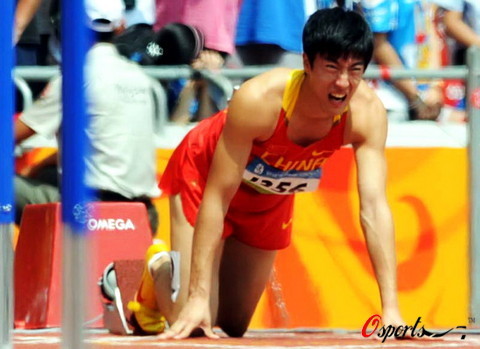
[302, 7, 373, 68]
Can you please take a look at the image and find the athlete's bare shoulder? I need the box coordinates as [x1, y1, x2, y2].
[346, 80, 388, 146]
[239, 67, 292, 103]
[227, 68, 293, 140]
[350, 80, 382, 112]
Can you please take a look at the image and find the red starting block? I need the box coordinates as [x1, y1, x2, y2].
[14, 202, 153, 329]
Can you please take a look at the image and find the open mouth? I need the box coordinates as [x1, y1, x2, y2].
[328, 93, 347, 102]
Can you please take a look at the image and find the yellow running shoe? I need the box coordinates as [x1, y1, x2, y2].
[128, 241, 170, 334]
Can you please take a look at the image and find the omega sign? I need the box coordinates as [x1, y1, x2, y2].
[87, 218, 136, 231]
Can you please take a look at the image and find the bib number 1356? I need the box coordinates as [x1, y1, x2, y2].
[245, 175, 315, 194]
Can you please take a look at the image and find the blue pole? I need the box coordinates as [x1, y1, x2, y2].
[0, 0, 15, 225]
[60, 0, 90, 346]
[61, 0, 91, 228]
[0, 0, 15, 347]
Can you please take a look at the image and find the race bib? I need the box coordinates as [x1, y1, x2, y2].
[243, 157, 322, 195]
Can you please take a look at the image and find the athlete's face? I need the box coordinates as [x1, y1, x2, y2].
[303, 54, 365, 114]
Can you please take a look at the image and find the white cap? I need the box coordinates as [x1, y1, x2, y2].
[85, 0, 125, 32]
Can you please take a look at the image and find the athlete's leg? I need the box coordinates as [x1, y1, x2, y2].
[216, 236, 277, 337]
[150, 194, 224, 326]
[148, 194, 192, 323]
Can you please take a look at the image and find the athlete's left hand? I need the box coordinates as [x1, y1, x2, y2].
[158, 295, 219, 340]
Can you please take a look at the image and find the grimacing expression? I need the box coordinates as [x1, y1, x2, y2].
[304, 54, 365, 114]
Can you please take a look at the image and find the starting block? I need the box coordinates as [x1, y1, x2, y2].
[100, 259, 145, 335]
[14, 202, 153, 329]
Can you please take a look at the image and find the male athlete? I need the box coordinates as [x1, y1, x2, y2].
[128, 7, 405, 338]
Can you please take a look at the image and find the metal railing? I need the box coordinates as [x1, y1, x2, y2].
[14, 64, 470, 84]
[13, 63, 470, 113]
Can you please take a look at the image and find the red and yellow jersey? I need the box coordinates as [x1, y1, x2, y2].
[243, 69, 347, 195]
[160, 70, 347, 223]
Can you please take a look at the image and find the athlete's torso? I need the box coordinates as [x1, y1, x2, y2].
[242, 70, 347, 195]
[184, 70, 347, 197]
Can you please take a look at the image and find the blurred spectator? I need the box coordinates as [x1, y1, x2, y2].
[169, 49, 225, 123]
[14, 0, 162, 235]
[14, 0, 42, 64]
[114, 21, 202, 66]
[124, 0, 156, 28]
[361, 0, 444, 122]
[229, 0, 362, 69]
[15, 0, 44, 115]
[36, 0, 55, 66]
[154, 0, 242, 57]
[113, 24, 158, 66]
[432, 0, 480, 122]
[114, 20, 224, 124]
[432, 0, 480, 65]
[152, 1, 241, 123]
[47, 0, 61, 64]
[231, 0, 310, 68]
[45, 0, 158, 65]
[111, 0, 157, 65]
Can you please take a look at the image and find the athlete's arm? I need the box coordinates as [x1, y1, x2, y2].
[160, 71, 283, 340]
[350, 86, 404, 326]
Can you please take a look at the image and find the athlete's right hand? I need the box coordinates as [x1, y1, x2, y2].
[158, 295, 219, 340]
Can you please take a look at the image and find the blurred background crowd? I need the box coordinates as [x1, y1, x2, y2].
[11, 0, 480, 231]
[13, 0, 480, 125]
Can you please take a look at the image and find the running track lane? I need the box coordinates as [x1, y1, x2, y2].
[12, 329, 480, 348]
